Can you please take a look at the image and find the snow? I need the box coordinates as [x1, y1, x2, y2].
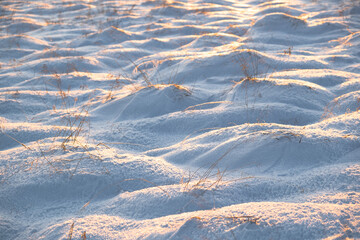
[0, 0, 359, 239]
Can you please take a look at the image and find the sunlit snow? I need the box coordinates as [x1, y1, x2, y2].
[0, 0, 359, 239]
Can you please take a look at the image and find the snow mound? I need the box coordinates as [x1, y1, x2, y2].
[0, 0, 359, 239]
[93, 84, 194, 121]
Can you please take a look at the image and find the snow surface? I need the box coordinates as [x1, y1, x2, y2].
[0, 0, 359, 239]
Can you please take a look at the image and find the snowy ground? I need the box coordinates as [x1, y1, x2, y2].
[0, 0, 360, 239]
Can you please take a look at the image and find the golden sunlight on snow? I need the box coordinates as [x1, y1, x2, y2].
[0, 0, 359, 239]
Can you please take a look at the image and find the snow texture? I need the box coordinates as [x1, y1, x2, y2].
[0, 0, 359, 239]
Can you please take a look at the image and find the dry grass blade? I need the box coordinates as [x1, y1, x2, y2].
[179, 140, 253, 212]
[67, 222, 75, 240]
[0, 128, 31, 150]
[81, 231, 87, 240]
[194, 143, 238, 190]
[36, 141, 60, 172]
[224, 215, 261, 224]
[120, 54, 152, 86]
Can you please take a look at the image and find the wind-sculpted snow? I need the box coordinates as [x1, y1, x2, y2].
[0, 0, 359, 239]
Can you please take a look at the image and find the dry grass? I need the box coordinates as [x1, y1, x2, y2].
[0, 1, 264, 239]
[179, 142, 254, 212]
[36, 72, 106, 176]
[0, 68, 109, 179]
